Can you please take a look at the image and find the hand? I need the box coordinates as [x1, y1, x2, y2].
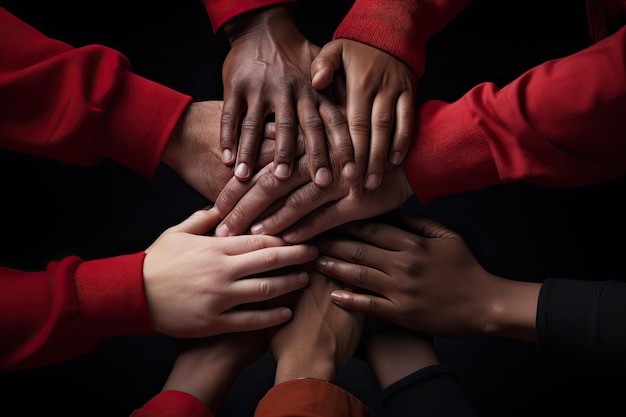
[162, 331, 266, 411]
[268, 269, 364, 384]
[311, 39, 418, 190]
[220, 5, 352, 186]
[315, 212, 540, 342]
[143, 207, 318, 338]
[211, 153, 414, 243]
[162, 100, 282, 202]
[365, 321, 439, 390]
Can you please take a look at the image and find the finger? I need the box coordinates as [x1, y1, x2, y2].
[389, 90, 415, 166]
[215, 307, 294, 333]
[221, 94, 244, 165]
[169, 208, 221, 235]
[249, 177, 344, 238]
[365, 92, 396, 190]
[273, 99, 297, 180]
[330, 290, 396, 320]
[314, 254, 388, 295]
[232, 271, 310, 305]
[236, 102, 267, 181]
[297, 91, 331, 187]
[319, 97, 356, 182]
[232, 243, 319, 277]
[216, 233, 305, 256]
[311, 41, 342, 90]
[336, 220, 419, 252]
[345, 82, 373, 184]
[214, 162, 310, 237]
[400, 211, 459, 239]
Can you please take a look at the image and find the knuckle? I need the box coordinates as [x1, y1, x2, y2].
[258, 279, 274, 298]
[242, 117, 262, 133]
[373, 113, 393, 130]
[262, 249, 280, 268]
[351, 244, 368, 262]
[302, 114, 324, 132]
[276, 116, 296, 132]
[276, 145, 294, 159]
[353, 265, 370, 285]
[349, 115, 370, 134]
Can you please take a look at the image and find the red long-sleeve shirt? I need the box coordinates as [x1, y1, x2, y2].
[0, 6, 192, 373]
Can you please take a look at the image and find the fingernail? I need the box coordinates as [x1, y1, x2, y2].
[275, 163, 290, 179]
[365, 174, 380, 190]
[390, 151, 403, 165]
[312, 72, 321, 86]
[316, 257, 327, 267]
[315, 167, 331, 187]
[215, 224, 229, 236]
[330, 292, 346, 303]
[283, 231, 297, 242]
[280, 308, 292, 320]
[235, 163, 250, 178]
[222, 149, 233, 163]
[298, 272, 309, 284]
[251, 223, 264, 234]
[308, 245, 319, 257]
[342, 161, 357, 180]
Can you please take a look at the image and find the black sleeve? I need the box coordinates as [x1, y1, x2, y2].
[537, 278, 626, 372]
[382, 365, 478, 417]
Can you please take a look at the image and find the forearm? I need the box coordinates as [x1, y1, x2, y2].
[0, 7, 191, 177]
[0, 254, 152, 373]
[403, 26, 626, 203]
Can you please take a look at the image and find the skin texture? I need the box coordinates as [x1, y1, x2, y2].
[162, 100, 294, 203]
[161, 332, 266, 411]
[143, 207, 318, 338]
[220, 4, 352, 187]
[211, 153, 413, 243]
[365, 322, 439, 390]
[315, 211, 540, 343]
[268, 269, 364, 384]
[311, 38, 418, 190]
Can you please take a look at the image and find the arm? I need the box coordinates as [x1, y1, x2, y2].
[0, 7, 190, 177]
[404, 25, 626, 202]
[1, 209, 316, 373]
[316, 212, 626, 371]
[255, 269, 372, 417]
[131, 332, 266, 417]
[366, 324, 478, 417]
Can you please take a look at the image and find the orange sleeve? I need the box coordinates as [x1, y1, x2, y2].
[254, 379, 373, 417]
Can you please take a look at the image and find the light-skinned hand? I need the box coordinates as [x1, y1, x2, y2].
[143, 207, 318, 338]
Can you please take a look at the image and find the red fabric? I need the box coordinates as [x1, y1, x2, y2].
[334, 0, 473, 76]
[0, 253, 152, 373]
[254, 379, 373, 417]
[0, 7, 191, 177]
[201, 0, 296, 33]
[0, 6, 191, 373]
[131, 390, 215, 417]
[403, 24, 626, 202]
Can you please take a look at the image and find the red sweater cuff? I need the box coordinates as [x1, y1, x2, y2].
[202, 0, 295, 33]
[97, 72, 191, 177]
[333, 0, 472, 76]
[403, 98, 498, 202]
[131, 390, 214, 417]
[74, 252, 153, 340]
[255, 379, 372, 417]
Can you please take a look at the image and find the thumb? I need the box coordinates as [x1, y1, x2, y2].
[311, 40, 343, 90]
[172, 206, 221, 235]
[400, 211, 458, 239]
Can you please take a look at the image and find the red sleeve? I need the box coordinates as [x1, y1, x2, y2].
[254, 379, 373, 417]
[0, 253, 153, 373]
[0, 7, 192, 177]
[333, 0, 472, 76]
[201, 0, 296, 33]
[403, 25, 626, 202]
[131, 390, 215, 417]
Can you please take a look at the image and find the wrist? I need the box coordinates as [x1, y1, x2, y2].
[223, 4, 294, 43]
[275, 354, 336, 385]
[484, 278, 540, 343]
